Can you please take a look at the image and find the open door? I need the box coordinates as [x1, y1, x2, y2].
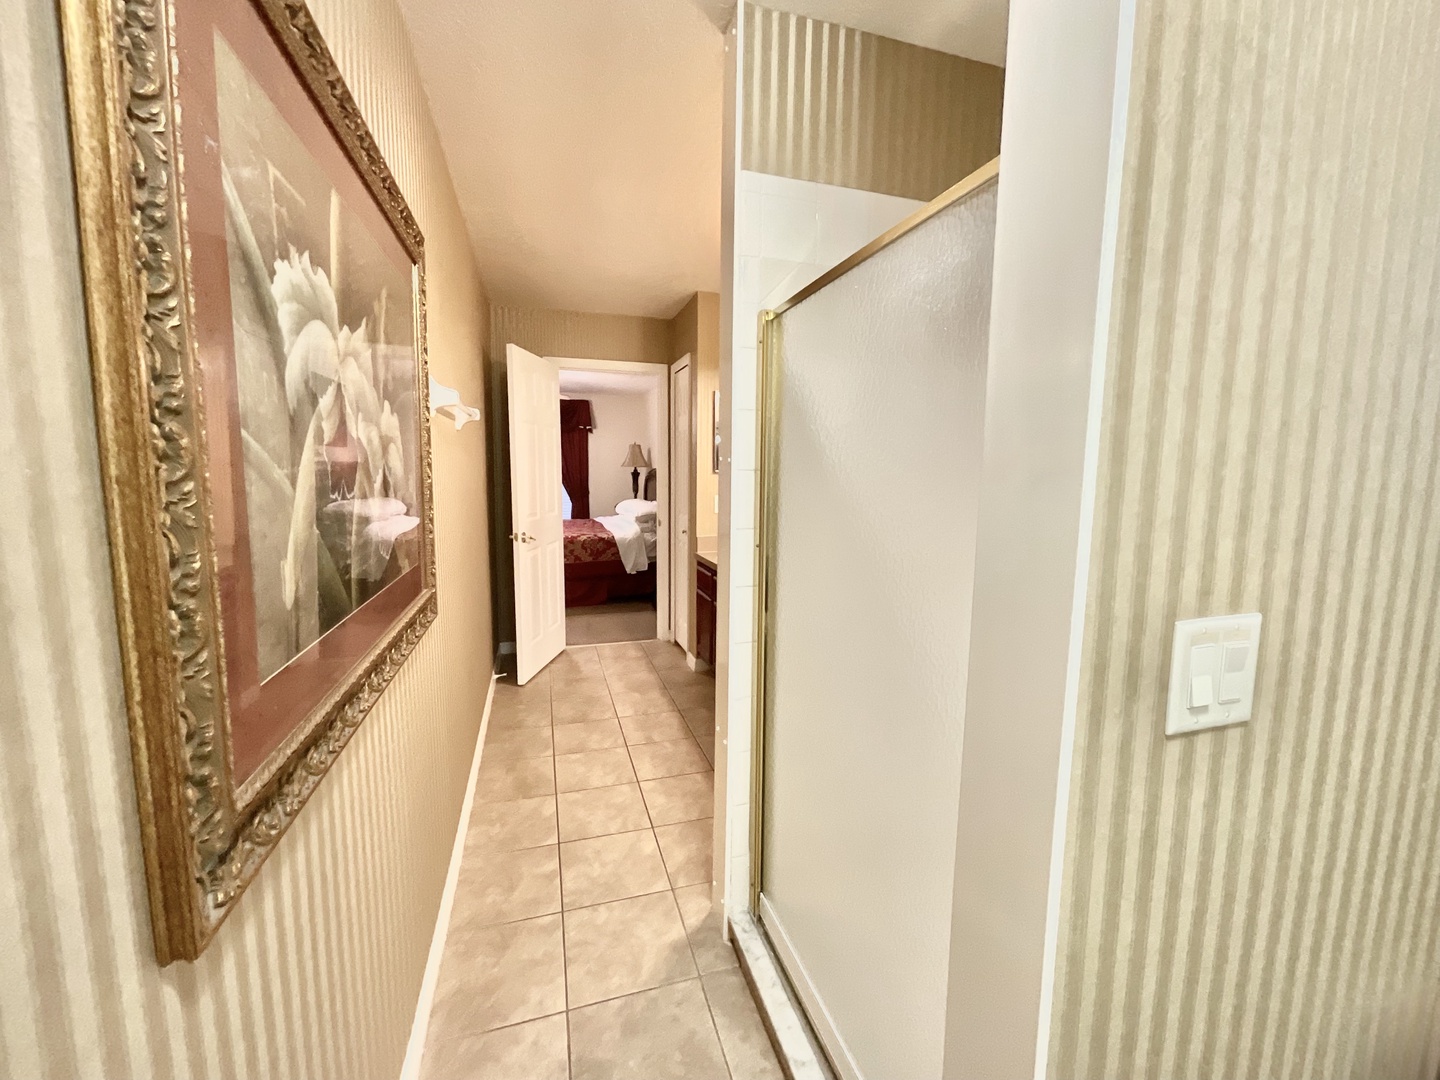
[507, 344, 566, 683]
[670, 356, 693, 652]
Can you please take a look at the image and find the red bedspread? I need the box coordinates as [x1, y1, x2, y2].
[564, 518, 620, 564]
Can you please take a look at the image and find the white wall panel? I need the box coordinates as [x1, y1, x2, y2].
[760, 181, 997, 1079]
[724, 168, 922, 910]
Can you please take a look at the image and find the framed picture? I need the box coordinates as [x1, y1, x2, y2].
[712, 390, 721, 473]
[61, 0, 436, 962]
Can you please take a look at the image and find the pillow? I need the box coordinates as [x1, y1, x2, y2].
[616, 499, 658, 521]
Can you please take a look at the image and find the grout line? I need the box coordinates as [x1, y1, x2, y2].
[568, 973, 709, 1016]
[545, 675, 575, 1080]
[700, 973, 740, 1080]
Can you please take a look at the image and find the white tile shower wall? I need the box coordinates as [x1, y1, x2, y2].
[723, 168, 924, 911]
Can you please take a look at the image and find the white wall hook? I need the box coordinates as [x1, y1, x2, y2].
[429, 377, 481, 430]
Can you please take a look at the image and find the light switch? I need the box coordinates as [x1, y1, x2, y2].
[1219, 642, 1249, 704]
[1166, 614, 1262, 736]
[1188, 644, 1219, 708]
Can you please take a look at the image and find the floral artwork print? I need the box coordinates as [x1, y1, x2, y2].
[216, 33, 421, 687]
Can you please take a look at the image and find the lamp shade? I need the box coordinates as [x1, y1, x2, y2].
[622, 443, 648, 469]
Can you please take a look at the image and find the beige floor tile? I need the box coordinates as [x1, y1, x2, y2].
[493, 673, 549, 704]
[560, 829, 671, 908]
[703, 969, 785, 1080]
[452, 846, 561, 927]
[421, 1014, 568, 1080]
[488, 695, 552, 731]
[552, 717, 625, 755]
[695, 732, 716, 766]
[602, 664, 666, 691]
[642, 639, 691, 672]
[563, 891, 697, 1007]
[610, 685, 677, 718]
[550, 645, 603, 677]
[465, 796, 557, 854]
[555, 747, 636, 793]
[476, 758, 555, 803]
[658, 674, 715, 711]
[673, 884, 738, 974]
[640, 773, 714, 826]
[552, 685, 617, 725]
[429, 915, 566, 1037]
[595, 641, 652, 667]
[483, 726, 553, 762]
[569, 980, 730, 1080]
[557, 783, 651, 842]
[654, 819, 713, 888]
[619, 711, 693, 745]
[628, 737, 710, 781]
[551, 665, 608, 691]
[681, 705, 716, 741]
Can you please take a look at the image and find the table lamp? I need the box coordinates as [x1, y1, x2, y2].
[622, 443, 648, 498]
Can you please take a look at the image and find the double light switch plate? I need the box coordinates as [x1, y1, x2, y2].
[1166, 613, 1262, 736]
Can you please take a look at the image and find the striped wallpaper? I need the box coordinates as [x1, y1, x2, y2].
[1, 1, 493, 1078]
[488, 304, 677, 369]
[1052, 0, 1440, 1076]
[741, 3, 1004, 201]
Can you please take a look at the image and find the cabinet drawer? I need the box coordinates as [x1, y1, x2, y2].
[696, 559, 717, 601]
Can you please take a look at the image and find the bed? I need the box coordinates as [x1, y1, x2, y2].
[564, 514, 657, 607]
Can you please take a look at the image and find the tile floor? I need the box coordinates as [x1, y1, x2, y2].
[422, 640, 782, 1080]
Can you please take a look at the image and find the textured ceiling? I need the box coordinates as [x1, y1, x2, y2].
[776, 0, 1008, 66]
[397, 0, 726, 319]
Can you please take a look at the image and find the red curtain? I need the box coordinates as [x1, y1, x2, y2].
[560, 400, 593, 519]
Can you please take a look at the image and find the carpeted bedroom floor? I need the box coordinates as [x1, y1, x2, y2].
[565, 600, 658, 645]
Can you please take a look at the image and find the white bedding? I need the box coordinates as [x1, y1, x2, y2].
[596, 515, 651, 573]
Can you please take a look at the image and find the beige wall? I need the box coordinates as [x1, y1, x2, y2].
[489, 305, 675, 367]
[689, 294, 722, 544]
[742, 3, 1004, 201]
[1051, 0, 1440, 1076]
[668, 291, 721, 653]
[671, 290, 721, 539]
[0, 0, 492, 1077]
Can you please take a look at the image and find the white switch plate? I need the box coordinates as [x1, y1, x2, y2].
[1166, 613, 1262, 736]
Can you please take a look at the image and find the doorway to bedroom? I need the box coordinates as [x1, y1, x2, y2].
[556, 362, 665, 647]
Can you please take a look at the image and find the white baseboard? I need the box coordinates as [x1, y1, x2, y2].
[399, 670, 499, 1080]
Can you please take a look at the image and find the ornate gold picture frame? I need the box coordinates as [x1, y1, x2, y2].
[60, 0, 436, 963]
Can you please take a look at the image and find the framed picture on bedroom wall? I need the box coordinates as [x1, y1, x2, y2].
[60, 0, 436, 962]
[712, 390, 721, 473]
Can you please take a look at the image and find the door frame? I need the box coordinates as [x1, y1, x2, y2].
[549, 356, 673, 643]
[670, 355, 694, 656]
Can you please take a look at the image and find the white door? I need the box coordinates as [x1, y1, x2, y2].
[670, 357, 693, 651]
[507, 344, 566, 684]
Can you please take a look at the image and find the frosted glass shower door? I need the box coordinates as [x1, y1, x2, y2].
[757, 170, 998, 1080]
